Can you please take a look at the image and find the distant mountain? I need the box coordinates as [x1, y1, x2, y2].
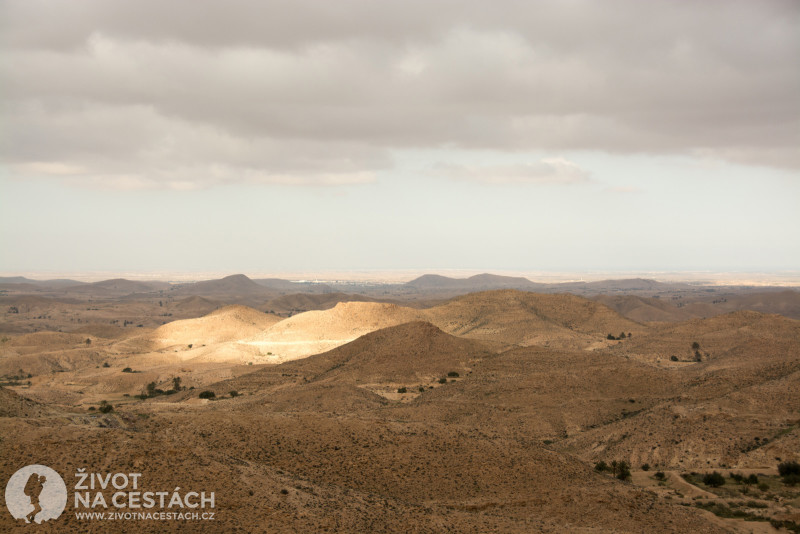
[0, 276, 34, 284]
[61, 278, 167, 295]
[172, 274, 272, 297]
[405, 273, 541, 291]
[0, 277, 86, 288]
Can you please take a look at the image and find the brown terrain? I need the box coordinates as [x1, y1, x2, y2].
[1, 274, 798, 532]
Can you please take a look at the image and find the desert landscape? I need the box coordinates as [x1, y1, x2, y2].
[3, 0, 798, 531]
[1, 273, 799, 532]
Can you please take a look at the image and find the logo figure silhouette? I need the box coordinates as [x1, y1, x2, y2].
[4, 464, 67, 523]
[23, 473, 47, 523]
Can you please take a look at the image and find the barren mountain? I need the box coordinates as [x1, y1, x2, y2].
[425, 290, 644, 349]
[171, 274, 272, 297]
[242, 301, 425, 362]
[405, 272, 542, 291]
[150, 305, 282, 347]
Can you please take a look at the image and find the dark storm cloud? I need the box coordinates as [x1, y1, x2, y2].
[1, 0, 797, 188]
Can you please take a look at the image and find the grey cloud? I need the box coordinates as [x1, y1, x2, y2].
[1, 0, 797, 188]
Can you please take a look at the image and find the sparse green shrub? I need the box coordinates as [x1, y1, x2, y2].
[98, 400, 113, 414]
[102, 362, 110, 368]
[88, 406, 96, 411]
[199, 390, 216, 399]
[758, 483, 769, 491]
[418, 386, 425, 392]
[438, 377, 447, 384]
[616, 461, 631, 481]
[641, 463, 650, 471]
[122, 367, 133, 373]
[654, 471, 666, 481]
[229, 390, 239, 397]
[447, 371, 459, 377]
[779, 461, 800, 477]
[607, 334, 616, 340]
[691, 341, 700, 350]
[670, 355, 679, 362]
[702, 471, 726, 488]
[594, 461, 608, 472]
[397, 387, 407, 394]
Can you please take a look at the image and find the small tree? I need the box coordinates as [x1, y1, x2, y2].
[616, 461, 631, 481]
[654, 471, 666, 481]
[619, 332, 626, 339]
[172, 376, 182, 391]
[778, 461, 800, 477]
[641, 463, 651, 472]
[199, 390, 215, 399]
[779, 461, 800, 486]
[397, 387, 407, 393]
[594, 461, 608, 472]
[98, 400, 113, 414]
[691, 341, 700, 350]
[146, 382, 157, 396]
[122, 367, 133, 373]
[703, 472, 726, 488]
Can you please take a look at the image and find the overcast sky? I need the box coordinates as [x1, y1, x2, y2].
[1, 0, 798, 276]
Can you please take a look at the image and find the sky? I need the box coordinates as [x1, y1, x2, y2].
[1, 0, 798, 276]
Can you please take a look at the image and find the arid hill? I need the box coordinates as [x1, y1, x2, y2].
[150, 305, 282, 347]
[425, 290, 644, 349]
[242, 301, 425, 362]
[0, 386, 52, 417]
[597, 289, 800, 323]
[593, 294, 698, 323]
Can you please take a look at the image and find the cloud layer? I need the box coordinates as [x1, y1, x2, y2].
[1, 0, 798, 188]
